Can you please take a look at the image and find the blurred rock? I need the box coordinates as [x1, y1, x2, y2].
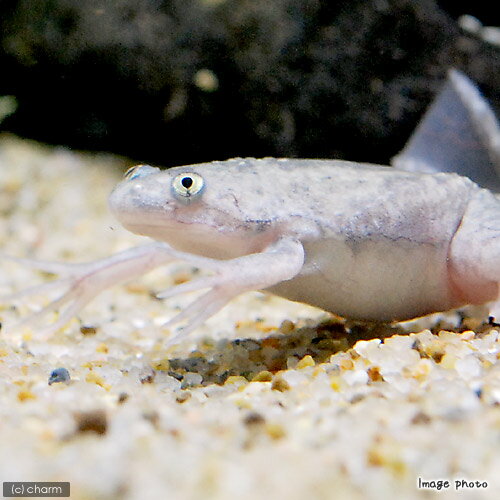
[0, 0, 498, 166]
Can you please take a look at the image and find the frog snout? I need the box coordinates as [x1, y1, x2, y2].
[108, 181, 175, 227]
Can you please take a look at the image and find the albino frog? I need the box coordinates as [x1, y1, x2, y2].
[3, 70, 500, 346]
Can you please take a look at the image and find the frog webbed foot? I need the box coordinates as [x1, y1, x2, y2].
[1, 243, 175, 338]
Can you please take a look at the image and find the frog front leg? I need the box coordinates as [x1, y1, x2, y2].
[1, 238, 304, 343]
[1, 242, 178, 337]
[156, 238, 304, 345]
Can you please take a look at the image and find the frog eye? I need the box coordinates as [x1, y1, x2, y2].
[124, 164, 159, 181]
[171, 172, 205, 204]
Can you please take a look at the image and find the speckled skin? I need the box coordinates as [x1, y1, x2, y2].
[108, 157, 494, 322]
[4, 71, 499, 338]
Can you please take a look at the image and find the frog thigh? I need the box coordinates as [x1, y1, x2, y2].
[448, 188, 500, 309]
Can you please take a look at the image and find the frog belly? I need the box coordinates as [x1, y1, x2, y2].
[267, 237, 455, 321]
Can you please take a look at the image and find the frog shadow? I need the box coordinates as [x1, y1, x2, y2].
[164, 319, 410, 387]
[162, 309, 497, 388]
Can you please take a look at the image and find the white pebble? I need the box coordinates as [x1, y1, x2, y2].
[343, 369, 369, 386]
[182, 372, 203, 387]
[353, 339, 381, 358]
[280, 370, 308, 388]
[458, 15, 482, 34]
[482, 27, 500, 47]
[455, 355, 482, 380]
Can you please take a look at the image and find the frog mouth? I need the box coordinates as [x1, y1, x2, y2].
[119, 217, 214, 239]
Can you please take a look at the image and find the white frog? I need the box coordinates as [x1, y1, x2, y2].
[3, 70, 500, 345]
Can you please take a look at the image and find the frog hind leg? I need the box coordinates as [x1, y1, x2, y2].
[448, 188, 500, 318]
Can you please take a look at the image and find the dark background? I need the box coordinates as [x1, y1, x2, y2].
[0, 0, 498, 167]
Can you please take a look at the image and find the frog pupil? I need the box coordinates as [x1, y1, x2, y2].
[181, 177, 193, 189]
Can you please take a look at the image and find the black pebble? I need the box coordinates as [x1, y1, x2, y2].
[48, 367, 71, 385]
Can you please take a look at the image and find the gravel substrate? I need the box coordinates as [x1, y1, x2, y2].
[1, 136, 500, 499]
